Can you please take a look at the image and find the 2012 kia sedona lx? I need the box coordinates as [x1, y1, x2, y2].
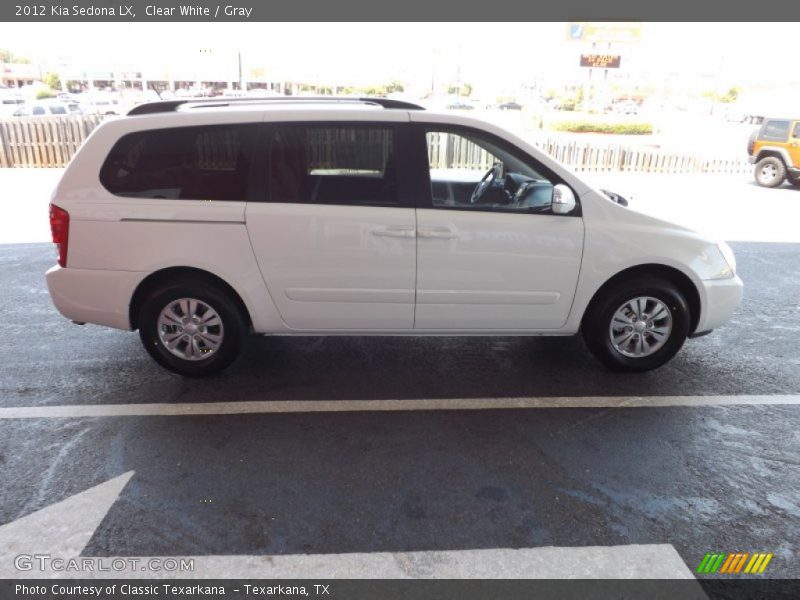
[45, 97, 743, 376]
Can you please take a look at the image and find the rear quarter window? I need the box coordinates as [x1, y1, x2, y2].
[99, 124, 256, 201]
[759, 120, 791, 142]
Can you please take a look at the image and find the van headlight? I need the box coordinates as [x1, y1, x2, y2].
[702, 242, 736, 280]
[718, 242, 737, 275]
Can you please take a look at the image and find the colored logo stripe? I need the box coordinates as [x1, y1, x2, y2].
[697, 553, 726, 574]
[744, 553, 774, 574]
[696, 553, 713, 573]
[720, 553, 749, 573]
[698, 552, 773, 575]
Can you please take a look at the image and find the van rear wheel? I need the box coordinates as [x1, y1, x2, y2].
[582, 278, 690, 372]
[138, 280, 246, 377]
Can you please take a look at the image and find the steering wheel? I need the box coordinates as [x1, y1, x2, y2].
[470, 162, 503, 204]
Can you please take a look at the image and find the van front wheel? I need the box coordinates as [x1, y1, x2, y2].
[582, 278, 690, 372]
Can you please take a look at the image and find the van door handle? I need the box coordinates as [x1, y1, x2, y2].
[369, 226, 416, 239]
[418, 226, 457, 240]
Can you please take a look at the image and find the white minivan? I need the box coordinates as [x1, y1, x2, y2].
[45, 97, 743, 376]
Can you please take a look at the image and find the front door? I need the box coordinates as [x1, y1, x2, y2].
[246, 121, 417, 330]
[789, 121, 800, 169]
[413, 125, 584, 331]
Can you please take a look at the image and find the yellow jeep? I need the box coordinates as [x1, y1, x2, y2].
[748, 118, 800, 187]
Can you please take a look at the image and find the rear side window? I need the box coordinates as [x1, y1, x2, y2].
[760, 120, 791, 142]
[100, 124, 255, 200]
[269, 125, 397, 206]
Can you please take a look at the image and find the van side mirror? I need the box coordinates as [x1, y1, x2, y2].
[552, 184, 577, 215]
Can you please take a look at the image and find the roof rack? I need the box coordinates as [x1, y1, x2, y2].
[128, 96, 425, 116]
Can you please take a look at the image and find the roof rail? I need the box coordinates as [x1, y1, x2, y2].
[127, 96, 425, 116]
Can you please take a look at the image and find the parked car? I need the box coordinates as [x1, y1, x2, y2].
[614, 101, 639, 115]
[80, 97, 122, 115]
[0, 93, 25, 117]
[747, 118, 800, 187]
[12, 101, 72, 117]
[446, 102, 474, 110]
[45, 97, 743, 376]
[497, 101, 523, 111]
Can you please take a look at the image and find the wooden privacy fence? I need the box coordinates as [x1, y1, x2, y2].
[1, 115, 752, 176]
[532, 137, 752, 176]
[427, 130, 752, 176]
[0, 115, 104, 168]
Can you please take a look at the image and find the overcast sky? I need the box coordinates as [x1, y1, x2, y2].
[0, 22, 797, 90]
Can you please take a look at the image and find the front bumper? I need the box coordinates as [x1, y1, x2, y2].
[695, 275, 744, 334]
[45, 265, 146, 331]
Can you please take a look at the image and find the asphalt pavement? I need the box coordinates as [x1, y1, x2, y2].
[0, 239, 798, 579]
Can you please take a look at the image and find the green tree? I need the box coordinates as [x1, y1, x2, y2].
[385, 80, 405, 93]
[720, 86, 740, 103]
[43, 72, 62, 91]
[575, 86, 585, 106]
[362, 85, 388, 96]
[702, 85, 740, 104]
[0, 48, 31, 63]
[447, 82, 472, 97]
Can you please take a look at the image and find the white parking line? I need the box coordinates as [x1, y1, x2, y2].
[1, 394, 799, 419]
[0, 472, 698, 580]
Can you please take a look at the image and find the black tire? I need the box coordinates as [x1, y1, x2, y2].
[138, 279, 246, 377]
[788, 174, 800, 188]
[582, 277, 691, 372]
[754, 156, 786, 188]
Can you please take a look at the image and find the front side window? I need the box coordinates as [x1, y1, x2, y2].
[269, 125, 397, 206]
[425, 128, 554, 212]
[793, 122, 800, 138]
[761, 120, 791, 142]
[100, 124, 255, 200]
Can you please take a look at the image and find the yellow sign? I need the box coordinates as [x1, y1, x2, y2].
[568, 23, 642, 44]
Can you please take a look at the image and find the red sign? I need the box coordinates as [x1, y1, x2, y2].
[580, 54, 622, 69]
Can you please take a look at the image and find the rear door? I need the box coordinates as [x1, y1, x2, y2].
[246, 118, 417, 330]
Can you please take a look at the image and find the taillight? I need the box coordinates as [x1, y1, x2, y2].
[49, 204, 69, 267]
[747, 130, 757, 156]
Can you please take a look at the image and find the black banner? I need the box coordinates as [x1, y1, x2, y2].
[2, 0, 800, 21]
[2, 579, 800, 600]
